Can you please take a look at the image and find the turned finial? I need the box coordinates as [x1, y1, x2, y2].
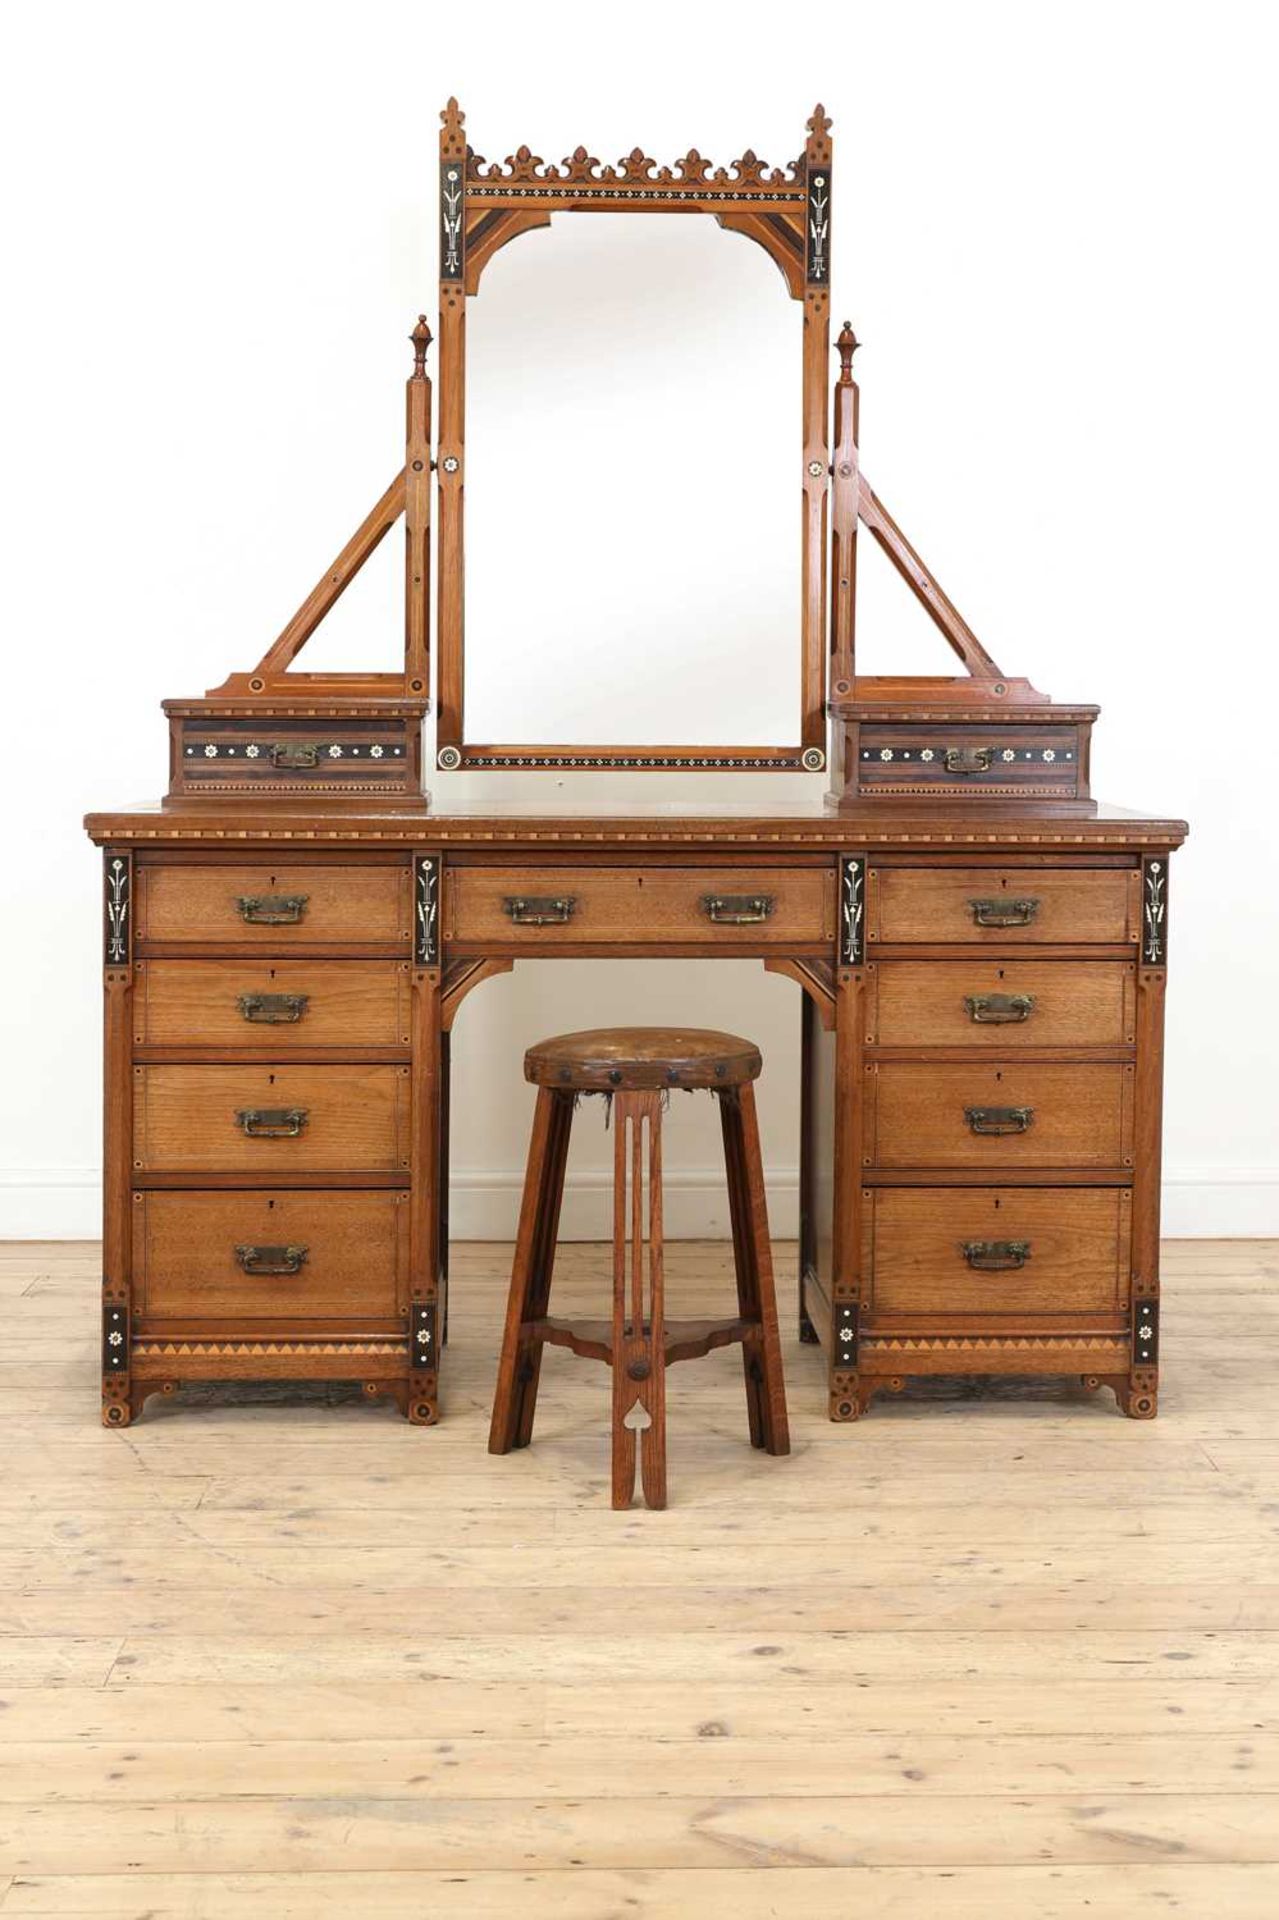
[411, 314, 432, 376]
[837, 321, 860, 379]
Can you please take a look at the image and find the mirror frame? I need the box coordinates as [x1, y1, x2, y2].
[434, 100, 833, 773]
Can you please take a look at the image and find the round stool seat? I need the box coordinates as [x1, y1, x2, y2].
[524, 1026, 762, 1093]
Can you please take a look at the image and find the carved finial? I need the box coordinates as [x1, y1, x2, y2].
[807, 103, 833, 141]
[411, 314, 432, 376]
[440, 97, 466, 160]
[837, 321, 860, 379]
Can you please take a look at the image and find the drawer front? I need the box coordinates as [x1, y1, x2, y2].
[868, 961, 1134, 1050]
[863, 1187, 1128, 1317]
[133, 961, 412, 1050]
[855, 725, 1082, 798]
[133, 1190, 408, 1323]
[133, 1065, 411, 1173]
[868, 1061, 1132, 1169]
[869, 868, 1136, 946]
[446, 865, 835, 948]
[136, 864, 412, 948]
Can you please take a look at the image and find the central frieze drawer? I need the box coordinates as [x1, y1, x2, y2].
[135, 864, 412, 948]
[445, 865, 836, 947]
[868, 867, 1136, 946]
[133, 961, 412, 1050]
[867, 961, 1134, 1049]
[133, 1190, 408, 1322]
[862, 1187, 1129, 1317]
[867, 1061, 1133, 1169]
[133, 1065, 411, 1173]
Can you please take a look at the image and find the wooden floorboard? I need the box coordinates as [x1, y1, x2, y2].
[2, 1237, 1277, 1916]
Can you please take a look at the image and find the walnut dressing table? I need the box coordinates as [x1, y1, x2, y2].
[85, 103, 1186, 1427]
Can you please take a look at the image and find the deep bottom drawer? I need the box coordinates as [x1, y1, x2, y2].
[132, 1190, 409, 1323]
[862, 1187, 1130, 1317]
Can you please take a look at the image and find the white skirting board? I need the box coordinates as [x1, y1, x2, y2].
[2, 1165, 1278, 1241]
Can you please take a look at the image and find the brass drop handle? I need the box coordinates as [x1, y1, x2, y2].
[235, 1243, 309, 1276]
[236, 1107, 309, 1138]
[961, 1239, 1031, 1271]
[701, 894, 776, 925]
[270, 742, 320, 769]
[237, 992, 309, 1025]
[945, 746, 992, 775]
[965, 992, 1035, 1025]
[236, 894, 309, 926]
[965, 1105, 1034, 1136]
[969, 897, 1040, 928]
[502, 896, 576, 926]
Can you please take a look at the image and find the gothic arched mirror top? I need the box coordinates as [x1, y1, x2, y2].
[434, 100, 833, 773]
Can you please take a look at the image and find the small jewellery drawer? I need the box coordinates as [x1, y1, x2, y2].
[132, 1190, 408, 1323]
[445, 865, 836, 948]
[867, 1061, 1133, 1169]
[133, 961, 412, 1050]
[135, 864, 412, 948]
[868, 867, 1136, 946]
[861, 1187, 1129, 1317]
[133, 1065, 411, 1173]
[866, 961, 1134, 1049]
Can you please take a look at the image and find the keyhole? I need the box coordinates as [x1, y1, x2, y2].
[994, 1196, 1002, 1211]
[996, 966, 1005, 981]
[268, 967, 276, 982]
[268, 1072, 276, 1086]
[268, 1198, 276, 1212]
[995, 1070, 1002, 1084]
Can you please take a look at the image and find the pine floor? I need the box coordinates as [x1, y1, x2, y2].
[2, 1237, 1278, 1917]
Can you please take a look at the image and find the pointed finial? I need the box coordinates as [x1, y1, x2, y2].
[837, 321, 860, 379]
[411, 314, 432, 376]
[441, 97, 464, 133]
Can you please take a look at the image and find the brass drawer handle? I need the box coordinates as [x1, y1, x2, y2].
[237, 992, 309, 1025]
[270, 742, 320, 769]
[235, 1243, 309, 1276]
[236, 893, 309, 925]
[502, 896, 576, 926]
[961, 1239, 1031, 1272]
[945, 746, 992, 775]
[968, 897, 1040, 928]
[701, 894, 776, 925]
[965, 992, 1035, 1025]
[965, 1105, 1034, 1136]
[235, 1106, 309, 1138]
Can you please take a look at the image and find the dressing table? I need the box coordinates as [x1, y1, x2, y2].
[85, 102, 1186, 1427]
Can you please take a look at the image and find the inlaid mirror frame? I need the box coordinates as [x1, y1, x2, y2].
[434, 99, 834, 773]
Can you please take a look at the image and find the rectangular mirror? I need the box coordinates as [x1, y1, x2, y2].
[434, 102, 834, 774]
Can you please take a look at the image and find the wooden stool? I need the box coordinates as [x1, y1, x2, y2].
[488, 1028, 790, 1508]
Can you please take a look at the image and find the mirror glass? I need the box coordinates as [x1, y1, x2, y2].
[464, 213, 800, 748]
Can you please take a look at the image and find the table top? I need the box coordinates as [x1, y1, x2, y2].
[84, 795, 1190, 851]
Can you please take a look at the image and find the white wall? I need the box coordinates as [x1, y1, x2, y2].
[2, 0, 1276, 1239]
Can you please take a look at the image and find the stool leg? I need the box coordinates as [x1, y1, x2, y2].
[719, 1083, 790, 1457]
[612, 1090, 667, 1510]
[489, 1088, 574, 1454]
